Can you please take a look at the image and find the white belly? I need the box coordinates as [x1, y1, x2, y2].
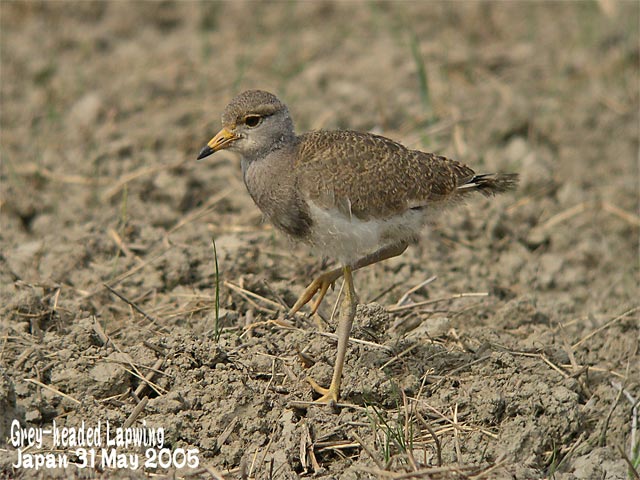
[306, 201, 431, 265]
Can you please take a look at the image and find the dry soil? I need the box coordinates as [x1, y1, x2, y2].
[1, 2, 638, 479]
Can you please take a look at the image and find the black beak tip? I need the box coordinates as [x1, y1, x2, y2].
[197, 145, 214, 161]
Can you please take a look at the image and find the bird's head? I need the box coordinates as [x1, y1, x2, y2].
[197, 90, 295, 162]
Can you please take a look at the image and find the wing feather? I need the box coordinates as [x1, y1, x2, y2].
[295, 130, 475, 220]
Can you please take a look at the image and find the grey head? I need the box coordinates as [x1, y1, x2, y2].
[196, 90, 296, 168]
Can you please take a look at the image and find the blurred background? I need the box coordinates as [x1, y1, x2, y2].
[2, 0, 637, 317]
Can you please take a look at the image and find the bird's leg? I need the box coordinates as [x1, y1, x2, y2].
[290, 241, 409, 315]
[290, 267, 343, 315]
[307, 265, 357, 404]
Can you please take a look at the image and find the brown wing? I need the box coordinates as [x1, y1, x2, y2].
[295, 130, 475, 220]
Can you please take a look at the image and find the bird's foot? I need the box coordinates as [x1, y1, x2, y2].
[306, 376, 340, 405]
[290, 269, 342, 315]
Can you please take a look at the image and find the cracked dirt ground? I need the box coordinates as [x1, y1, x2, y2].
[1, 2, 638, 479]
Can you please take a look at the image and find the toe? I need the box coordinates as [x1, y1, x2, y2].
[307, 376, 339, 404]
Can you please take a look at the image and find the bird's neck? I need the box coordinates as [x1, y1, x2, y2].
[241, 132, 299, 178]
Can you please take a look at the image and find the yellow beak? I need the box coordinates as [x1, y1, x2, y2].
[197, 127, 237, 160]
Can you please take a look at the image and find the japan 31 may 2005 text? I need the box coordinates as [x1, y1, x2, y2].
[10, 419, 200, 471]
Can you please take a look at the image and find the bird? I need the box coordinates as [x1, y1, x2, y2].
[197, 89, 518, 404]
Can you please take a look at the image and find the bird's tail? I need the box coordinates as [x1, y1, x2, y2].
[457, 173, 519, 197]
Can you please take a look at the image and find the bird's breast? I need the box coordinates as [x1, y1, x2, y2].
[243, 153, 313, 239]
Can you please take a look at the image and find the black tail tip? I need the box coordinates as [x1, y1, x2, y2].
[464, 173, 519, 196]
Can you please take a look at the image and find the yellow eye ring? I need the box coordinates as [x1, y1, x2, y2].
[244, 115, 262, 127]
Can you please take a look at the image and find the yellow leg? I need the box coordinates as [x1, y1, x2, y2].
[290, 242, 408, 315]
[308, 265, 357, 404]
[290, 268, 343, 315]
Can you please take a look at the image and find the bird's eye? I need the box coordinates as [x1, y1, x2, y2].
[244, 115, 262, 128]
